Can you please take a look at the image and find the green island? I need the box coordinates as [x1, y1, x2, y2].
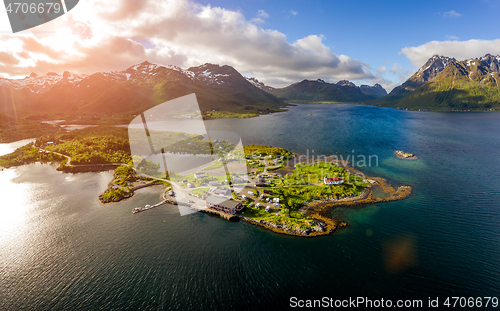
[99, 165, 170, 203]
[1, 126, 412, 237]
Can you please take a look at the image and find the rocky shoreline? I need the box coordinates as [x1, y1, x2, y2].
[99, 181, 165, 203]
[238, 214, 347, 237]
[394, 150, 418, 160]
[303, 177, 411, 218]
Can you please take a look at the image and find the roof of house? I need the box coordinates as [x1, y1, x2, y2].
[213, 187, 231, 195]
[206, 196, 241, 209]
[324, 177, 343, 182]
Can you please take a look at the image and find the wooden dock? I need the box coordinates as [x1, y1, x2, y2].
[198, 208, 238, 221]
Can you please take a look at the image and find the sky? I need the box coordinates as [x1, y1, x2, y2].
[1, 0, 500, 91]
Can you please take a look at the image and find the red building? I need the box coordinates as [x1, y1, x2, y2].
[324, 177, 344, 185]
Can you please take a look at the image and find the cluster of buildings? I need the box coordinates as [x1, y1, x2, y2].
[39, 142, 56, 154]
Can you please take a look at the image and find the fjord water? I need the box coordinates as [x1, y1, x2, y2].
[2, 104, 500, 310]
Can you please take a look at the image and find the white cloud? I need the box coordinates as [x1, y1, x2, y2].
[257, 10, 269, 19]
[377, 66, 386, 73]
[389, 63, 402, 74]
[250, 17, 266, 24]
[289, 10, 298, 16]
[443, 10, 462, 18]
[400, 39, 500, 67]
[0, 0, 375, 88]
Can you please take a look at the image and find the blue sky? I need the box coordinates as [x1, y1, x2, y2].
[197, 0, 500, 89]
[1, 0, 500, 91]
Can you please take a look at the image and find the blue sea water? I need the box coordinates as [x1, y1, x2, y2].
[1, 104, 500, 310]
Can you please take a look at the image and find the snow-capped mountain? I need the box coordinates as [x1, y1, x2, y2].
[386, 55, 457, 100]
[245, 77, 276, 92]
[413, 55, 457, 83]
[0, 71, 88, 94]
[0, 61, 285, 116]
[382, 54, 500, 110]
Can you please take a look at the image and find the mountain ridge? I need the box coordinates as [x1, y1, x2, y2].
[0, 61, 287, 119]
[247, 77, 387, 102]
[378, 54, 500, 110]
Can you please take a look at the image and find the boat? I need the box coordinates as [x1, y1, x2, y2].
[133, 204, 154, 214]
[132, 207, 143, 214]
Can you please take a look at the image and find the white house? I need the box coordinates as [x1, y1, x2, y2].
[213, 187, 232, 197]
[194, 172, 205, 179]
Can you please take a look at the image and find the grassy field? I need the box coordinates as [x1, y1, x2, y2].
[242, 205, 315, 230]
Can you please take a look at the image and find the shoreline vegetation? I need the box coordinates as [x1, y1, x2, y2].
[0, 126, 131, 171]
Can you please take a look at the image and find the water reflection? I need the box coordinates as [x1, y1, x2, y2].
[0, 169, 33, 239]
[0, 139, 35, 157]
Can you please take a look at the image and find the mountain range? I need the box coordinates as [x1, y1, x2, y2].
[247, 54, 500, 110]
[2, 53, 500, 122]
[248, 78, 387, 102]
[0, 62, 286, 119]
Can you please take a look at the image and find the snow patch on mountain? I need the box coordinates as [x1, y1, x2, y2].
[0, 72, 87, 93]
